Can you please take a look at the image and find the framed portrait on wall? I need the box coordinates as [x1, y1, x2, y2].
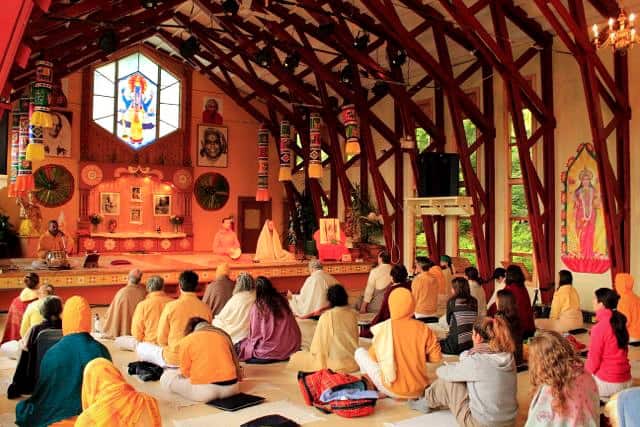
[153, 194, 171, 216]
[131, 186, 142, 202]
[130, 207, 143, 224]
[44, 110, 72, 158]
[100, 192, 120, 215]
[202, 96, 223, 124]
[197, 125, 228, 168]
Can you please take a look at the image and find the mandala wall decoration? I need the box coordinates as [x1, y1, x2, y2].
[33, 164, 75, 207]
[194, 172, 230, 211]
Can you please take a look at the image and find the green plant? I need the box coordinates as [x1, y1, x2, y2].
[0, 214, 21, 257]
[169, 215, 184, 225]
[349, 185, 383, 244]
[89, 214, 103, 225]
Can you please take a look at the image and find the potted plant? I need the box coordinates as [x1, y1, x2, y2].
[0, 214, 21, 258]
[349, 185, 384, 260]
[89, 214, 102, 233]
[169, 215, 185, 232]
[285, 214, 298, 254]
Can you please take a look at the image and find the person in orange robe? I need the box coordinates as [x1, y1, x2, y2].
[616, 273, 640, 342]
[36, 220, 74, 258]
[1, 273, 39, 345]
[212, 217, 242, 259]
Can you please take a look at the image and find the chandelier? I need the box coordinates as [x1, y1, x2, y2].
[592, 6, 640, 52]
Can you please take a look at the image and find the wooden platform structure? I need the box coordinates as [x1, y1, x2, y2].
[0, 253, 371, 309]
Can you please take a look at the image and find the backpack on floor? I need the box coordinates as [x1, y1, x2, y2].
[297, 369, 376, 418]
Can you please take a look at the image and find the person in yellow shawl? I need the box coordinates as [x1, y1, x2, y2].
[616, 273, 640, 342]
[355, 287, 442, 399]
[254, 220, 294, 262]
[288, 284, 359, 373]
[53, 358, 161, 427]
[534, 270, 583, 333]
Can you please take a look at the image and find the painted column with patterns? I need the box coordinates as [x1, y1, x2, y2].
[7, 103, 20, 197]
[308, 112, 323, 178]
[256, 124, 270, 201]
[341, 104, 360, 156]
[15, 97, 34, 194]
[26, 60, 54, 161]
[278, 120, 292, 181]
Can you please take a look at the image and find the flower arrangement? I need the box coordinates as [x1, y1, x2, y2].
[89, 214, 102, 225]
[169, 215, 185, 225]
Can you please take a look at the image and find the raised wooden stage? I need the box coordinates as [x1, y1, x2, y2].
[0, 253, 371, 310]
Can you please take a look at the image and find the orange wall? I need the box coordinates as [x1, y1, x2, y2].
[2, 65, 285, 255]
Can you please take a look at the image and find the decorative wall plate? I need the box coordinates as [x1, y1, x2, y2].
[172, 169, 193, 190]
[194, 172, 230, 211]
[80, 164, 103, 187]
[33, 164, 75, 208]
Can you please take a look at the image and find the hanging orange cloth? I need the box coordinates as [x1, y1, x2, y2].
[616, 273, 640, 339]
[72, 357, 160, 426]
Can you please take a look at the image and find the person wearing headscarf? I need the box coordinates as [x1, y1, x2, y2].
[254, 220, 294, 262]
[288, 284, 359, 373]
[161, 317, 243, 402]
[1, 273, 39, 346]
[101, 269, 146, 339]
[616, 273, 640, 342]
[15, 296, 111, 427]
[212, 273, 257, 344]
[203, 263, 235, 316]
[20, 283, 55, 338]
[535, 270, 583, 333]
[358, 250, 393, 314]
[355, 287, 442, 399]
[288, 259, 338, 318]
[8, 296, 63, 399]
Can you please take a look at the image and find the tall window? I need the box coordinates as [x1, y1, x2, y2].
[92, 52, 181, 150]
[507, 109, 534, 273]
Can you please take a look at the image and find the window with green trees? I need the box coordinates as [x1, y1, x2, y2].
[457, 118, 477, 266]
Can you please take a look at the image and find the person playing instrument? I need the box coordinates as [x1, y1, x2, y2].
[37, 220, 73, 259]
[212, 217, 242, 259]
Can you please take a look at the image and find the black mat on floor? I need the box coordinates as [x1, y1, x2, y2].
[244, 357, 290, 364]
[629, 341, 640, 347]
[516, 364, 529, 373]
[568, 328, 588, 335]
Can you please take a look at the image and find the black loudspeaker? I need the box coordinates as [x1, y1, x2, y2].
[417, 152, 460, 197]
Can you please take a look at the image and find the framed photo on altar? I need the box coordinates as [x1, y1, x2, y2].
[130, 186, 142, 202]
[319, 218, 341, 244]
[130, 207, 143, 224]
[197, 125, 228, 168]
[100, 192, 120, 215]
[153, 194, 171, 216]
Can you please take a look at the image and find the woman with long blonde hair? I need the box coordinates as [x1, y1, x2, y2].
[525, 331, 599, 427]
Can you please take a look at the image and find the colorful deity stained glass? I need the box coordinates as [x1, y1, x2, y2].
[92, 53, 180, 150]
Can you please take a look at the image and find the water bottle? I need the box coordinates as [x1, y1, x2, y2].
[94, 313, 101, 333]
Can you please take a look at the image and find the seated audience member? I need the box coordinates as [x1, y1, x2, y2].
[358, 250, 393, 314]
[526, 331, 599, 427]
[411, 257, 439, 320]
[8, 296, 63, 398]
[440, 277, 478, 355]
[616, 273, 640, 342]
[535, 270, 583, 333]
[102, 269, 146, 339]
[61, 357, 161, 427]
[212, 273, 256, 344]
[487, 267, 507, 309]
[115, 276, 173, 351]
[288, 259, 338, 318]
[288, 284, 359, 373]
[604, 387, 640, 427]
[254, 219, 295, 262]
[237, 276, 301, 362]
[15, 296, 111, 427]
[489, 265, 535, 338]
[586, 288, 632, 399]
[203, 263, 234, 316]
[362, 265, 412, 338]
[438, 255, 454, 310]
[413, 317, 517, 427]
[494, 289, 524, 366]
[355, 288, 442, 399]
[20, 283, 55, 339]
[465, 267, 487, 318]
[161, 317, 242, 402]
[1, 273, 39, 346]
[137, 271, 212, 367]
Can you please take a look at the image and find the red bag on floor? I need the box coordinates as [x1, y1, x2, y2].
[297, 370, 376, 418]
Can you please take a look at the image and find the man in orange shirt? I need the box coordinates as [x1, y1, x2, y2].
[36, 220, 73, 258]
[412, 257, 440, 321]
[137, 271, 211, 367]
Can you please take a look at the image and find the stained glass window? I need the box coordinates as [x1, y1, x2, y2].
[92, 53, 181, 150]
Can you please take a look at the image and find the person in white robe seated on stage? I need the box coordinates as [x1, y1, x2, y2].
[212, 273, 256, 344]
[253, 220, 294, 262]
[115, 276, 173, 351]
[36, 220, 74, 259]
[101, 269, 146, 339]
[212, 217, 242, 259]
[288, 259, 339, 319]
[357, 250, 393, 314]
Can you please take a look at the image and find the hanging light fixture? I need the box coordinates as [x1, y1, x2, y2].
[255, 48, 272, 67]
[283, 52, 300, 72]
[592, 4, 640, 52]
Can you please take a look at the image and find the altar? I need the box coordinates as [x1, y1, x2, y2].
[78, 232, 193, 253]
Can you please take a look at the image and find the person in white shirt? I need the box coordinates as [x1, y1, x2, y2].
[358, 251, 393, 314]
[466, 266, 487, 318]
[288, 259, 338, 318]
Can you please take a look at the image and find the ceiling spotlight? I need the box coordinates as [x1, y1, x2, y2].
[98, 30, 119, 54]
[340, 64, 354, 84]
[372, 80, 389, 97]
[353, 32, 369, 51]
[222, 0, 240, 14]
[389, 47, 407, 67]
[283, 52, 300, 71]
[179, 36, 199, 59]
[140, 0, 161, 8]
[318, 22, 335, 38]
[255, 48, 272, 67]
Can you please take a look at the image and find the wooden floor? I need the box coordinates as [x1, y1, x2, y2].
[0, 309, 638, 427]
